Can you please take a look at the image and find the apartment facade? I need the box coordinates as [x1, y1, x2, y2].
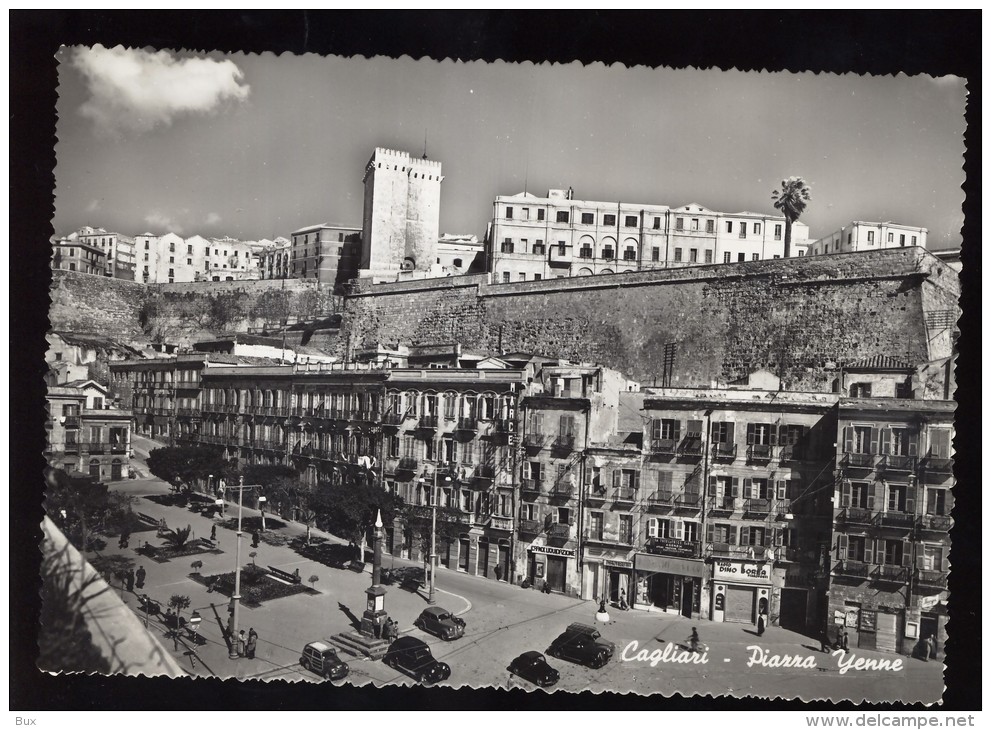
[45, 382, 133, 481]
[51, 239, 106, 275]
[290, 224, 362, 288]
[805, 221, 928, 257]
[829, 398, 953, 657]
[486, 191, 809, 282]
[258, 238, 292, 280]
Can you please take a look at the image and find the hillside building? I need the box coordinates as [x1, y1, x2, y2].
[45, 381, 133, 481]
[805, 221, 927, 257]
[289, 224, 362, 288]
[51, 239, 106, 276]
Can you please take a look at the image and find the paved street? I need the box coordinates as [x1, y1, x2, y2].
[99, 435, 944, 702]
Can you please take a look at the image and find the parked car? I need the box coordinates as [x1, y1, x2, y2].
[383, 636, 451, 685]
[508, 651, 560, 687]
[560, 622, 617, 659]
[300, 641, 349, 681]
[414, 606, 466, 641]
[548, 624, 612, 668]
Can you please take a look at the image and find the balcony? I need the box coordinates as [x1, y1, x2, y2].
[454, 416, 478, 432]
[521, 479, 543, 498]
[63, 442, 80, 454]
[397, 456, 419, 472]
[747, 444, 773, 465]
[352, 410, 380, 424]
[108, 441, 128, 454]
[678, 438, 704, 460]
[644, 537, 702, 559]
[518, 519, 541, 537]
[176, 408, 201, 418]
[584, 529, 634, 547]
[875, 510, 917, 530]
[612, 488, 637, 507]
[872, 564, 908, 583]
[381, 411, 405, 427]
[744, 498, 773, 518]
[778, 444, 804, 462]
[834, 561, 870, 579]
[707, 495, 738, 514]
[646, 492, 675, 513]
[585, 488, 607, 507]
[915, 569, 948, 589]
[648, 439, 679, 458]
[674, 493, 703, 513]
[86, 443, 106, 454]
[546, 522, 573, 544]
[842, 452, 876, 469]
[202, 402, 221, 413]
[838, 506, 872, 526]
[708, 543, 752, 559]
[63, 415, 80, 428]
[551, 434, 576, 453]
[417, 415, 439, 430]
[776, 547, 803, 563]
[774, 499, 792, 518]
[489, 515, 514, 532]
[548, 245, 573, 266]
[524, 432, 546, 449]
[712, 442, 737, 461]
[879, 454, 916, 474]
[551, 481, 575, 499]
[923, 455, 953, 476]
[919, 514, 952, 532]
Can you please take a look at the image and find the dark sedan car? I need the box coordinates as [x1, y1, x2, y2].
[383, 636, 451, 685]
[300, 641, 350, 681]
[508, 651, 560, 687]
[548, 625, 612, 668]
[414, 606, 466, 641]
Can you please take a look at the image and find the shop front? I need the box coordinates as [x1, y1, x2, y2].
[633, 550, 706, 617]
[528, 545, 577, 595]
[710, 558, 772, 624]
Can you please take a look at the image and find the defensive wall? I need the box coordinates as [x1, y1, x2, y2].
[340, 248, 960, 390]
[48, 248, 960, 392]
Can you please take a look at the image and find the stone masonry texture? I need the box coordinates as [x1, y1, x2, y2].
[49, 249, 958, 392]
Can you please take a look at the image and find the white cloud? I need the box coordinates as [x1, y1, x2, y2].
[145, 211, 184, 234]
[205, 212, 222, 225]
[85, 198, 101, 212]
[71, 45, 250, 136]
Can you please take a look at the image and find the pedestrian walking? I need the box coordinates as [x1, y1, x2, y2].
[226, 612, 234, 639]
[619, 589, 629, 611]
[210, 524, 217, 542]
[819, 625, 832, 653]
[840, 627, 849, 653]
[126, 568, 135, 592]
[237, 630, 247, 657]
[757, 608, 767, 637]
[920, 635, 933, 662]
[494, 563, 503, 582]
[135, 565, 146, 589]
[689, 627, 701, 654]
[252, 530, 260, 548]
[246, 629, 258, 659]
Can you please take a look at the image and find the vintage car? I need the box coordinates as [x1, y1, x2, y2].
[508, 651, 560, 687]
[300, 641, 350, 681]
[413, 606, 466, 641]
[383, 636, 452, 685]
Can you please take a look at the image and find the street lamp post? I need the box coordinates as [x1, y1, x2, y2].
[258, 495, 267, 532]
[420, 467, 452, 606]
[229, 476, 245, 659]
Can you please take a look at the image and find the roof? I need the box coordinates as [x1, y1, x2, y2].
[306, 641, 332, 652]
[845, 355, 914, 371]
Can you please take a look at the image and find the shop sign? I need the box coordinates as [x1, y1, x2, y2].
[635, 553, 707, 578]
[530, 545, 576, 558]
[712, 560, 771, 583]
[604, 559, 633, 569]
[645, 537, 701, 559]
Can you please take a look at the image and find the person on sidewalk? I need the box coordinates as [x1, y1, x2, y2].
[252, 530, 260, 548]
[840, 627, 849, 653]
[135, 565, 146, 589]
[819, 625, 832, 653]
[246, 629, 258, 659]
[757, 608, 767, 637]
[618, 589, 629, 611]
[237, 630, 247, 657]
[210, 524, 217, 542]
[126, 568, 135, 593]
[689, 627, 701, 653]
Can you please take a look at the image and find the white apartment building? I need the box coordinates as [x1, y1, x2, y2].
[804, 221, 927, 257]
[136, 233, 262, 283]
[69, 227, 136, 279]
[486, 191, 809, 283]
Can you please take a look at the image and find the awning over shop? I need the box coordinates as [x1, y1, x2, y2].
[634, 553, 706, 578]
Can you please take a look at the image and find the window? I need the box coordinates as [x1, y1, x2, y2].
[774, 224, 782, 240]
[521, 503, 536, 521]
[603, 214, 616, 226]
[689, 249, 698, 263]
[710, 421, 734, 444]
[824, 244, 830, 254]
[675, 217, 684, 231]
[752, 254, 759, 261]
[581, 213, 594, 225]
[723, 252, 731, 263]
[739, 222, 748, 238]
[619, 515, 634, 543]
[704, 250, 713, 264]
[911, 236, 917, 245]
[522, 207, 530, 220]
[623, 247, 636, 261]
[601, 247, 614, 260]
[187, 258, 192, 265]
[144, 253, 149, 261]
[625, 215, 638, 228]
[847, 536, 867, 562]
[505, 207, 513, 219]
[589, 512, 604, 541]
[500, 239, 514, 254]
[886, 483, 908, 512]
[518, 272, 526, 281]
[888, 232, 894, 243]
[742, 526, 766, 547]
[691, 218, 699, 231]
[747, 423, 774, 445]
[652, 247, 660, 262]
[533, 240, 545, 255]
[738, 253, 745, 262]
[706, 220, 715, 233]
[726, 221, 733, 233]
[68, 263, 76, 271]
[519, 239, 528, 253]
[754, 223, 761, 235]
[653, 217, 661, 230]
[502, 272, 510, 283]
[653, 418, 680, 441]
[534, 274, 541, 281]
[899, 234, 906, 246]
[144, 241, 150, 249]
[673, 248, 682, 262]
[537, 209, 545, 221]
[169, 256, 174, 263]
[711, 523, 735, 545]
[338, 233, 344, 242]
[849, 382, 872, 398]
[921, 544, 943, 571]
[557, 242, 567, 256]
[557, 507, 571, 525]
[867, 231, 875, 244]
[881, 540, 904, 565]
[556, 211, 569, 223]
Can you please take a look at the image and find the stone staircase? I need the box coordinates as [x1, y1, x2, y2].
[326, 631, 390, 660]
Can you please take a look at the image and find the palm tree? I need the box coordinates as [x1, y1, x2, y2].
[772, 177, 812, 258]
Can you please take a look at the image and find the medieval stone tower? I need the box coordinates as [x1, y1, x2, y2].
[360, 148, 444, 281]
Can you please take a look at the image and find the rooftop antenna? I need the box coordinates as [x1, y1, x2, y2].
[422, 130, 428, 160]
[524, 157, 529, 196]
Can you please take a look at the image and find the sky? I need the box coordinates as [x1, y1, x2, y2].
[54, 46, 967, 248]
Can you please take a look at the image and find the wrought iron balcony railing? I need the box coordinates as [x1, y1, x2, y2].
[712, 442, 737, 461]
[747, 444, 773, 464]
